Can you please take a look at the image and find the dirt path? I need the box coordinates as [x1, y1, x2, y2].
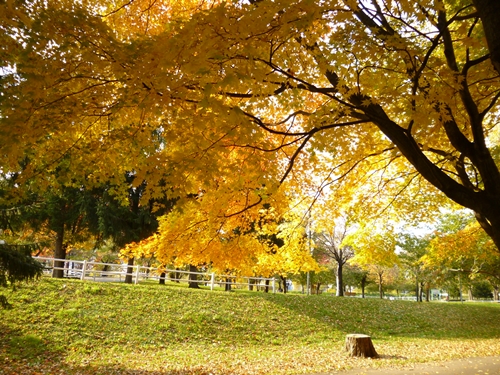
[320, 357, 500, 375]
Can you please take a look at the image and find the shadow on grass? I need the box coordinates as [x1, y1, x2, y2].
[3, 362, 238, 375]
[246, 291, 500, 340]
[0, 323, 64, 363]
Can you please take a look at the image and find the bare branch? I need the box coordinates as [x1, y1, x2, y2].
[223, 197, 263, 218]
[479, 89, 500, 120]
[279, 133, 314, 183]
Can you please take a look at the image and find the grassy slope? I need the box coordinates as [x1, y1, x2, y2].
[1, 278, 499, 375]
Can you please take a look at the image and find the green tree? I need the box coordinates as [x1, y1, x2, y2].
[0, 243, 43, 308]
[398, 234, 432, 302]
[342, 264, 370, 298]
[98, 173, 175, 283]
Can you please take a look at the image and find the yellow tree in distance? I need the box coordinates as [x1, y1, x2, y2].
[423, 218, 500, 279]
[345, 222, 400, 298]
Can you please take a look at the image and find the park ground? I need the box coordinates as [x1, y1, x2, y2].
[1, 278, 499, 375]
[327, 356, 500, 374]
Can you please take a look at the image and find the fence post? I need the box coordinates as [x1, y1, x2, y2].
[210, 273, 215, 291]
[80, 260, 87, 281]
[135, 265, 141, 284]
[272, 278, 276, 293]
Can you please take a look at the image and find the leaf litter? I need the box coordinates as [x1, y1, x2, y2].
[1, 279, 499, 375]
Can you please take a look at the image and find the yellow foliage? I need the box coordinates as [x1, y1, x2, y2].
[346, 222, 399, 270]
[123, 191, 319, 276]
[2, 0, 500, 271]
[423, 222, 498, 273]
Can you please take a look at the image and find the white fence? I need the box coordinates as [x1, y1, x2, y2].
[35, 257, 276, 292]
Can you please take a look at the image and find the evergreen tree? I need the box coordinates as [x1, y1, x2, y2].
[0, 243, 43, 308]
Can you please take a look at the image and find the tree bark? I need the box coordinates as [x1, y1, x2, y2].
[188, 264, 200, 288]
[52, 226, 66, 279]
[159, 271, 166, 285]
[336, 262, 344, 296]
[281, 276, 287, 294]
[345, 334, 378, 358]
[124, 257, 134, 284]
[225, 276, 232, 291]
[473, 0, 500, 73]
[361, 275, 367, 298]
[378, 273, 384, 299]
[344, 2, 500, 251]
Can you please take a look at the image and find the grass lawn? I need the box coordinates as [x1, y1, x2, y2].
[1, 278, 499, 375]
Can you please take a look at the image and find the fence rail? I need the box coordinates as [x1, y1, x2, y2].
[35, 257, 276, 292]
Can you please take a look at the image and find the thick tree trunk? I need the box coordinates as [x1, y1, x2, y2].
[188, 264, 200, 289]
[52, 226, 66, 279]
[264, 279, 270, 293]
[473, 0, 500, 74]
[336, 262, 344, 296]
[225, 276, 232, 291]
[124, 257, 134, 284]
[159, 271, 166, 285]
[345, 334, 378, 358]
[348, 69, 500, 252]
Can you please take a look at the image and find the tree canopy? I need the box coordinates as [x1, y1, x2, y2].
[1, 0, 500, 268]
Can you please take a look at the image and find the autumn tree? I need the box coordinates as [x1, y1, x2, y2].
[125, 201, 318, 281]
[313, 215, 354, 296]
[422, 211, 500, 298]
[398, 233, 433, 302]
[2, 0, 500, 266]
[347, 223, 399, 298]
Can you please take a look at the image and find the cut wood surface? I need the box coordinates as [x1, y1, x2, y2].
[345, 334, 378, 358]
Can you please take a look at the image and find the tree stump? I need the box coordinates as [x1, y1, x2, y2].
[345, 334, 378, 358]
